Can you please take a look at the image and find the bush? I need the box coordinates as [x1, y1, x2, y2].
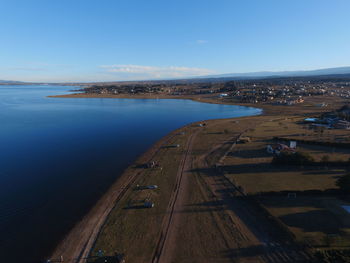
[314, 248, 350, 263]
[336, 173, 350, 194]
[272, 151, 314, 165]
[321, 155, 330, 163]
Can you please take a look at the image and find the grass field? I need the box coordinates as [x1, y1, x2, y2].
[221, 115, 350, 251]
[261, 197, 350, 247]
[89, 129, 189, 262]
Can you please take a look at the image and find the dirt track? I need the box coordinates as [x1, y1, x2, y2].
[151, 128, 312, 262]
[152, 131, 198, 263]
[191, 133, 311, 262]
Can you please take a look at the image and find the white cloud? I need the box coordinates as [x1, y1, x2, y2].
[99, 64, 215, 79]
[196, 40, 208, 44]
[6, 66, 47, 71]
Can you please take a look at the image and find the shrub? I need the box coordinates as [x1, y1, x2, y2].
[336, 173, 350, 194]
[321, 155, 330, 163]
[272, 151, 314, 165]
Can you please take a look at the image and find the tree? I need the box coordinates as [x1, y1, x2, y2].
[321, 155, 330, 163]
[272, 151, 314, 165]
[336, 174, 350, 194]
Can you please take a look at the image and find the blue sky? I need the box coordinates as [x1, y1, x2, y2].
[1, 0, 349, 82]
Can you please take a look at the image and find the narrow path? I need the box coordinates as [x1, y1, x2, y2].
[152, 130, 198, 263]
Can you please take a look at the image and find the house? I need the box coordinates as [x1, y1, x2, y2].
[289, 141, 297, 149]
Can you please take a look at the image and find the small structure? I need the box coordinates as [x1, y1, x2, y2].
[315, 102, 328, 107]
[267, 143, 295, 155]
[136, 185, 158, 190]
[88, 253, 125, 263]
[237, 137, 251, 144]
[146, 161, 159, 168]
[126, 197, 155, 209]
[146, 185, 158, 189]
[304, 118, 318, 123]
[144, 201, 155, 208]
[166, 144, 180, 148]
[289, 141, 297, 149]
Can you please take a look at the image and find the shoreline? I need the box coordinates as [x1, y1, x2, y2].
[48, 92, 268, 113]
[49, 91, 340, 116]
[50, 124, 187, 262]
[49, 92, 346, 262]
[49, 94, 264, 262]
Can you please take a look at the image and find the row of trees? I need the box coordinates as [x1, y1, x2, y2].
[272, 152, 314, 165]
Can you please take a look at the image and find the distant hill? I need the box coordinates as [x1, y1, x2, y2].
[0, 80, 26, 84]
[1, 66, 350, 85]
[202, 66, 350, 80]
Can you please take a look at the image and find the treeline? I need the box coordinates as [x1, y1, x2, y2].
[336, 105, 350, 121]
[272, 151, 350, 167]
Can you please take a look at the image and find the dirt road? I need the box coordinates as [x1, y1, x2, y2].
[152, 130, 198, 263]
[192, 134, 312, 262]
[151, 128, 312, 263]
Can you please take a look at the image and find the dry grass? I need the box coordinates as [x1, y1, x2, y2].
[231, 170, 341, 194]
[85, 95, 350, 261]
[220, 115, 350, 251]
[223, 116, 350, 194]
[261, 197, 350, 247]
[90, 131, 188, 262]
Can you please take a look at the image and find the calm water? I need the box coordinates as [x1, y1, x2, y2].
[0, 85, 261, 263]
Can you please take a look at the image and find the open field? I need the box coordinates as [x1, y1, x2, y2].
[220, 114, 350, 253]
[223, 117, 350, 194]
[261, 197, 350, 247]
[88, 118, 313, 263]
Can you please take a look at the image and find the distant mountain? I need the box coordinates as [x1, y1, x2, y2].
[202, 66, 350, 80]
[2, 66, 350, 84]
[0, 80, 26, 84]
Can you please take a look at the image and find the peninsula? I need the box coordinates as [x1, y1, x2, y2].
[50, 74, 350, 263]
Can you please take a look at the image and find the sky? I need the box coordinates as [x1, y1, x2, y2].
[0, 0, 350, 82]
